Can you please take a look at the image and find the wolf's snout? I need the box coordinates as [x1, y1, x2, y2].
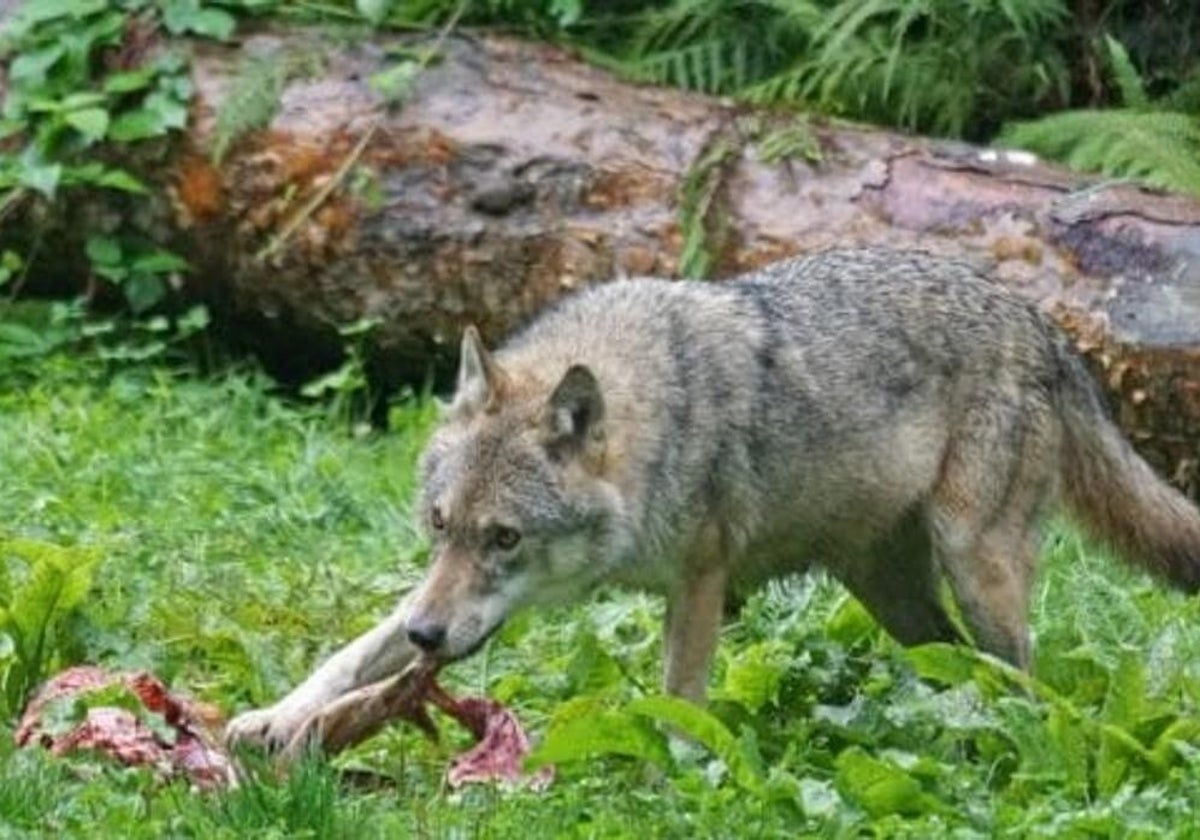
[406, 619, 447, 652]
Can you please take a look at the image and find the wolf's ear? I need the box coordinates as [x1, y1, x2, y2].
[455, 325, 507, 413]
[545, 364, 604, 457]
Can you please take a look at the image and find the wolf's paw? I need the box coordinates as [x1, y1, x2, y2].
[224, 704, 311, 753]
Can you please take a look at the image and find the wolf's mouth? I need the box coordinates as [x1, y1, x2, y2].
[444, 619, 505, 662]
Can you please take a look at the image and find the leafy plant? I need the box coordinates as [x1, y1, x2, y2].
[1, 2, 200, 201]
[0, 0, 240, 316]
[623, 0, 817, 96]
[300, 317, 381, 425]
[1001, 109, 1200, 195]
[212, 49, 326, 163]
[1000, 35, 1200, 196]
[0, 537, 99, 717]
[86, 234, 190, 314]
[746, 0, 1070, 138]
[677, 135, 736, 278]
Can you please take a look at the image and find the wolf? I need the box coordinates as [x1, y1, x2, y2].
[227, 247, 1200, 749]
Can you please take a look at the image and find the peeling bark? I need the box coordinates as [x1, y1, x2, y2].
[5, 27, 1200, 492]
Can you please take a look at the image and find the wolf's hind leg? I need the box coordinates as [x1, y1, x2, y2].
[929, 396, 1057, 670]
[834, 511, 962, 648]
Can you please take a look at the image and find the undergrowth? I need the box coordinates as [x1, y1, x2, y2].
[3, 307, 1200, 837]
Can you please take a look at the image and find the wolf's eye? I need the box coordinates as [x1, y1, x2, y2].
[492, 526, 521, 551]
[430, 506, 445, 531]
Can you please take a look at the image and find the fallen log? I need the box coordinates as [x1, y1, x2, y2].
[4, 25, 1200, 493]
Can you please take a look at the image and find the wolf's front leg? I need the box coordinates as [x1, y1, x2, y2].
[225, 592, 418, 751]
[663, 562, 728, 704]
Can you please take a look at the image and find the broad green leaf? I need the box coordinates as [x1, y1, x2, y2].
[627, 694, 765, 792]
[17, 150, 61, 198]
[141, 316, 171, 333]
[0, 537, 98, 714]
[1046, 705, 1089, 793]
[550, 0, 583, 27]
[4, 539, 98, 643]
[103, 68, 157, 94]
[9, 44, 65, 84]
[109, 93, 187, 142]
[85, 235, 122, 267]
[904, 643, 976, 687]
[161, 0, 236, 39]
[1151, 717, 1200, 769]
[526, 707, 671, 770]
[108, 108, 164, 142]
[145, 92, 189, 131]
[61, 92, 106, 110]
[64, 107, 109, 143]
[1097, 729, 1138, 797]
[98, 340, 168, 362]
[177, 305, 211, 335]
[123, 273, 167, 314]
[1101, 650, 1148, 731]
[356, 0, 393, 25]
[835, 746, 934, 818]
[0, 322, 54, 359]
[89, 168, 148, 194]
[6, 0, 106, 29]
[716, 640, 789, 713]
[186, 8, 236, 40]
[824, 595, 876, 646]
[130, 249, 190, 275]
[1097, 651, 1148, 795]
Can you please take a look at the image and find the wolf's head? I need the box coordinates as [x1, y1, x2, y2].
[406, 327, 627, 660]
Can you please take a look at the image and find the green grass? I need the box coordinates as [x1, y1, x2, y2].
[4, 340, 1200, 838]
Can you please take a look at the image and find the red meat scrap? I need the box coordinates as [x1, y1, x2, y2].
[426, 683, 555, 791]
[16, 664, 551, 793]
[14, 666, 235, 790]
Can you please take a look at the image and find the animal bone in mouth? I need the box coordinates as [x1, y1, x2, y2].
[283, 657, 554, 790]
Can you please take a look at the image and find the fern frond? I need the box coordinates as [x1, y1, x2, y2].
[623, 0, 815, 95]
[623, 39, 743, 93]
[213, 50, 325, 164]
[999, 109, 1200, 196]
[1103, 35, 1148, 109]
[745, 0, 1070, 138]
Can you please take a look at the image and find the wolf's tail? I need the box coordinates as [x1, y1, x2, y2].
[1057, 343, 1200, 591]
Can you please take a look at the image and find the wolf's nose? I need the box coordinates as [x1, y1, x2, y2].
[406, 620, 447, 652]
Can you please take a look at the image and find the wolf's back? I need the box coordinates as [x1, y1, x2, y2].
[504, 247, 1200, 592]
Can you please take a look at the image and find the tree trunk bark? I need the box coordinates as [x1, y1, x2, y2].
[5, 26, 1200, 492]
